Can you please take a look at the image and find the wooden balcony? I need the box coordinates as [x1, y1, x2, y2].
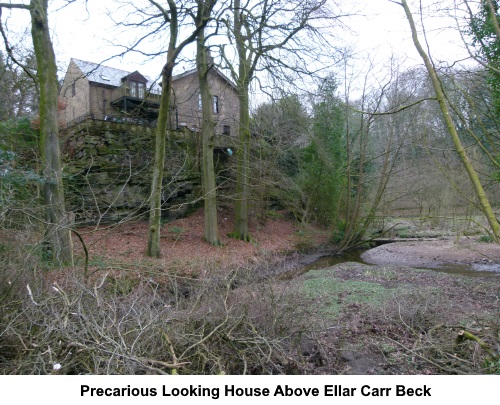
[110, 84, 162, 119]
[110, 84, 161, 105]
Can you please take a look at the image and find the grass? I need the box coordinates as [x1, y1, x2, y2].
[362, 267, 399, 280]
[300, 268, 392, 318]
[168, 225, 184, 235]
[293, 223, 330, 252]
[478, 234, 495, 243]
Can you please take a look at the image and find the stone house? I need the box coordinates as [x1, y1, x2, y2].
[59, 58, 240, 136]
[59, 58, 240, 223]
[171, 64, 239, 137]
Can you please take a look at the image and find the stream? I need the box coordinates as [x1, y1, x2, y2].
[302, 248, 500, 278]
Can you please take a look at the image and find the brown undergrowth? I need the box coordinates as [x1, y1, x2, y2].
[0, 209, 331, 375]
[72, 208, 330, 278]
[2, 210, 498, 374]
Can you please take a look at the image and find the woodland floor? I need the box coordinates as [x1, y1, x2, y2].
[74, 208, 330, 276]
[293, 260, 499, 374]
[1, 209, 493, 374]
[69, 209, 500, 374]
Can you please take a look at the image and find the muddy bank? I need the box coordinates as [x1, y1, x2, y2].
[361, 238, 500, 269]
[293, 260, 500, 374]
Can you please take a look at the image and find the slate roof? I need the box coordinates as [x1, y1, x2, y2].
[71, 58, 236, 93]
[72, 58, 161, 92]
[173, 67, 237, 91]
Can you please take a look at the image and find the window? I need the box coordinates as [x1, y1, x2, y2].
[129, 81, 145, 98]
[213, 95, 219, 114]
[130, 81, 137, 97]
[71, 82, 76, 97]
[223, 125, 230, 135]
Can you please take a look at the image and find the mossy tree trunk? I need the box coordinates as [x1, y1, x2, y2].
[146, 0, 213, 257]
[400, 0, 500, 243]
[197, 17, 220, 245]
[1, 1, 74, 264]
[30, 0, 73, 264]
[223, 0, 325, 241]
[229, 0, 252, 241]
[485, 0, 500, 43]
[147, 62, 174, 258]
[232, 81, 251, 241]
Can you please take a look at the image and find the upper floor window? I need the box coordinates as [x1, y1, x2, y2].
[129, 80, 145, 98]
[71, 82, 76, 97]
[223, 125, 230, 135]
[213, 95, 219, 114]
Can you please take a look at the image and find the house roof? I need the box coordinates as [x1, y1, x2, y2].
[173, 66, 238, 91]
[71, 58, 161, 92]
[121, 71, 149, 83]
[70, 58, 236, 93]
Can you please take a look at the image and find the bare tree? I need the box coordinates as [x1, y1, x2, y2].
[196, 0, 221, 245]
[397, 0, 500, 242]
[145, 0, 212, 257]
[342, 65, 431, 248]
[0, 51, 38, 120]
[221, 0, 330, 241]
[0, 0, 73, 264]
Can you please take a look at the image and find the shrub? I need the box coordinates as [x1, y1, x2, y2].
[0, 265, 315, 375]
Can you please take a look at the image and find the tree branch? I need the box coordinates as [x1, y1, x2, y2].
[0, 7, 37, 82]
[349, 97, 437, 116]
[0, 3, 31, 10]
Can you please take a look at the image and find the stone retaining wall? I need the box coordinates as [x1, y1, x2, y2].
[62, 120, 202, 224]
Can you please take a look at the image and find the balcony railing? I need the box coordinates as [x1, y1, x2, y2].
[61, 112, 158, 129]
[111, 85, 162, 104]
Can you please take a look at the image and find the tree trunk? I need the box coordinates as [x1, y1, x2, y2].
[232, 82, 251, 241]
[30, 0, 73, 264]
[145, 0, 212, 256]
[229, 0, 252, 241]
[147, 65, 173, 257]
[400, 0, 500, 242]
[485, 0, 500, 43]
[197, 27, 220, 245]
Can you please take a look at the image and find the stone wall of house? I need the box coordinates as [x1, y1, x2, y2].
[60, 60, 91, 123]
[88, 82, 116, 119]
[172, 70, 239, 137]
[62, 120, 203, 224]
[207, 69, 240, 137]
[60, 61, 117, 124]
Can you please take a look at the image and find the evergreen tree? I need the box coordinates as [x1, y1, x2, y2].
[301, 75, 346, 224]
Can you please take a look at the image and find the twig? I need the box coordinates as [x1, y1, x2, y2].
[136, 357, 190, 369]
[384, 336, 467, 374]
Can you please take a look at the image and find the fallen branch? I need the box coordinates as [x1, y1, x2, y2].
[136, 357, 190, 369]
[456, 330, 499, 360]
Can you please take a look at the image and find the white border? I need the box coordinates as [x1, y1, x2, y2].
[1, 375, 497, 405]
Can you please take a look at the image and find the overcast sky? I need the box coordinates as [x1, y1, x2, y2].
[354, 0, 468, 62]
[2, 0, 472, 97]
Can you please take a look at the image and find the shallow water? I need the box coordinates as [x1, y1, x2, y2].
[422, 261, 500, 277]
[304, 249, 500, 278]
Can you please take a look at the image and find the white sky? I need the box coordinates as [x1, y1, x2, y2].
[352, 0, 468, 64]
[1, 0, 473, 98]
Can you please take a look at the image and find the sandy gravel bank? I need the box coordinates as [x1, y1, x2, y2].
[361, 238, 500, 268]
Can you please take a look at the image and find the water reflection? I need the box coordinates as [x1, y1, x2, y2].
[305, 249, 500, 278]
